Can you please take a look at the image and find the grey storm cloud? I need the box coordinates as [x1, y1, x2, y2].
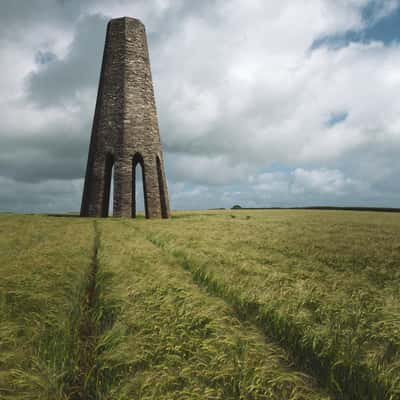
[0, 0, 86, 42]
[0, 0, 400, 212]
[26, 14, 107, 108]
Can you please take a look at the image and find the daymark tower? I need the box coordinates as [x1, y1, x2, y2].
[81, 17, 170, 218]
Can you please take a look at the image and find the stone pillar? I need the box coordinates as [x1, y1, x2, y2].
[80, 17, 170, 218]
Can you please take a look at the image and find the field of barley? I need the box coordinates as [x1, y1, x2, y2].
[0, 210, 399, 399]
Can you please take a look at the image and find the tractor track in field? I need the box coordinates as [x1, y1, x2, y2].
[145, 233, 336, 400]
[70, 221, 101, 400]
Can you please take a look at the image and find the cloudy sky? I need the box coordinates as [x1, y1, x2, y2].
[1, 0, 400, 212]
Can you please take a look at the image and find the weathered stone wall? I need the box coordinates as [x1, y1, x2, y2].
[81, 17, 170, 218]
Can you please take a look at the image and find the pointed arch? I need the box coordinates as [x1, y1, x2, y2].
[102, 153, 114, 217]
[132, 153, 149, 218]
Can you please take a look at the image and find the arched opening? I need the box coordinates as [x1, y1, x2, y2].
[132, 153, 148, 218]
[156, 155, 168, 218]
[102, 153, 114, 217]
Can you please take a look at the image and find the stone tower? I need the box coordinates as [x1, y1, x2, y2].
[80, 17, 170, 218]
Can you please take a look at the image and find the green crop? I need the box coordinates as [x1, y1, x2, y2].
[88, 219, 329, 399]
[0, 215, 94, 399]
[1, 210, 399, 399]
[142, 210, 400, 399]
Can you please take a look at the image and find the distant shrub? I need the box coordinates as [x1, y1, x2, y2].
[231, 204, 242, 209]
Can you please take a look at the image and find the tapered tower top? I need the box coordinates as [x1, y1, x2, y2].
[108, 16, 144, 25]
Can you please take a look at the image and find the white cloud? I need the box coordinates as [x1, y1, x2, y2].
[291, 168, 365, 195]
[251, 172, 290, 197]
[152, 5, 400, 167]
[166, 154, 255, 185]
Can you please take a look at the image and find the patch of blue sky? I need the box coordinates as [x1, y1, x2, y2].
[34, 50, 56, 65]
[326, 111, 348, 127]
[311, 4, 400, 50]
